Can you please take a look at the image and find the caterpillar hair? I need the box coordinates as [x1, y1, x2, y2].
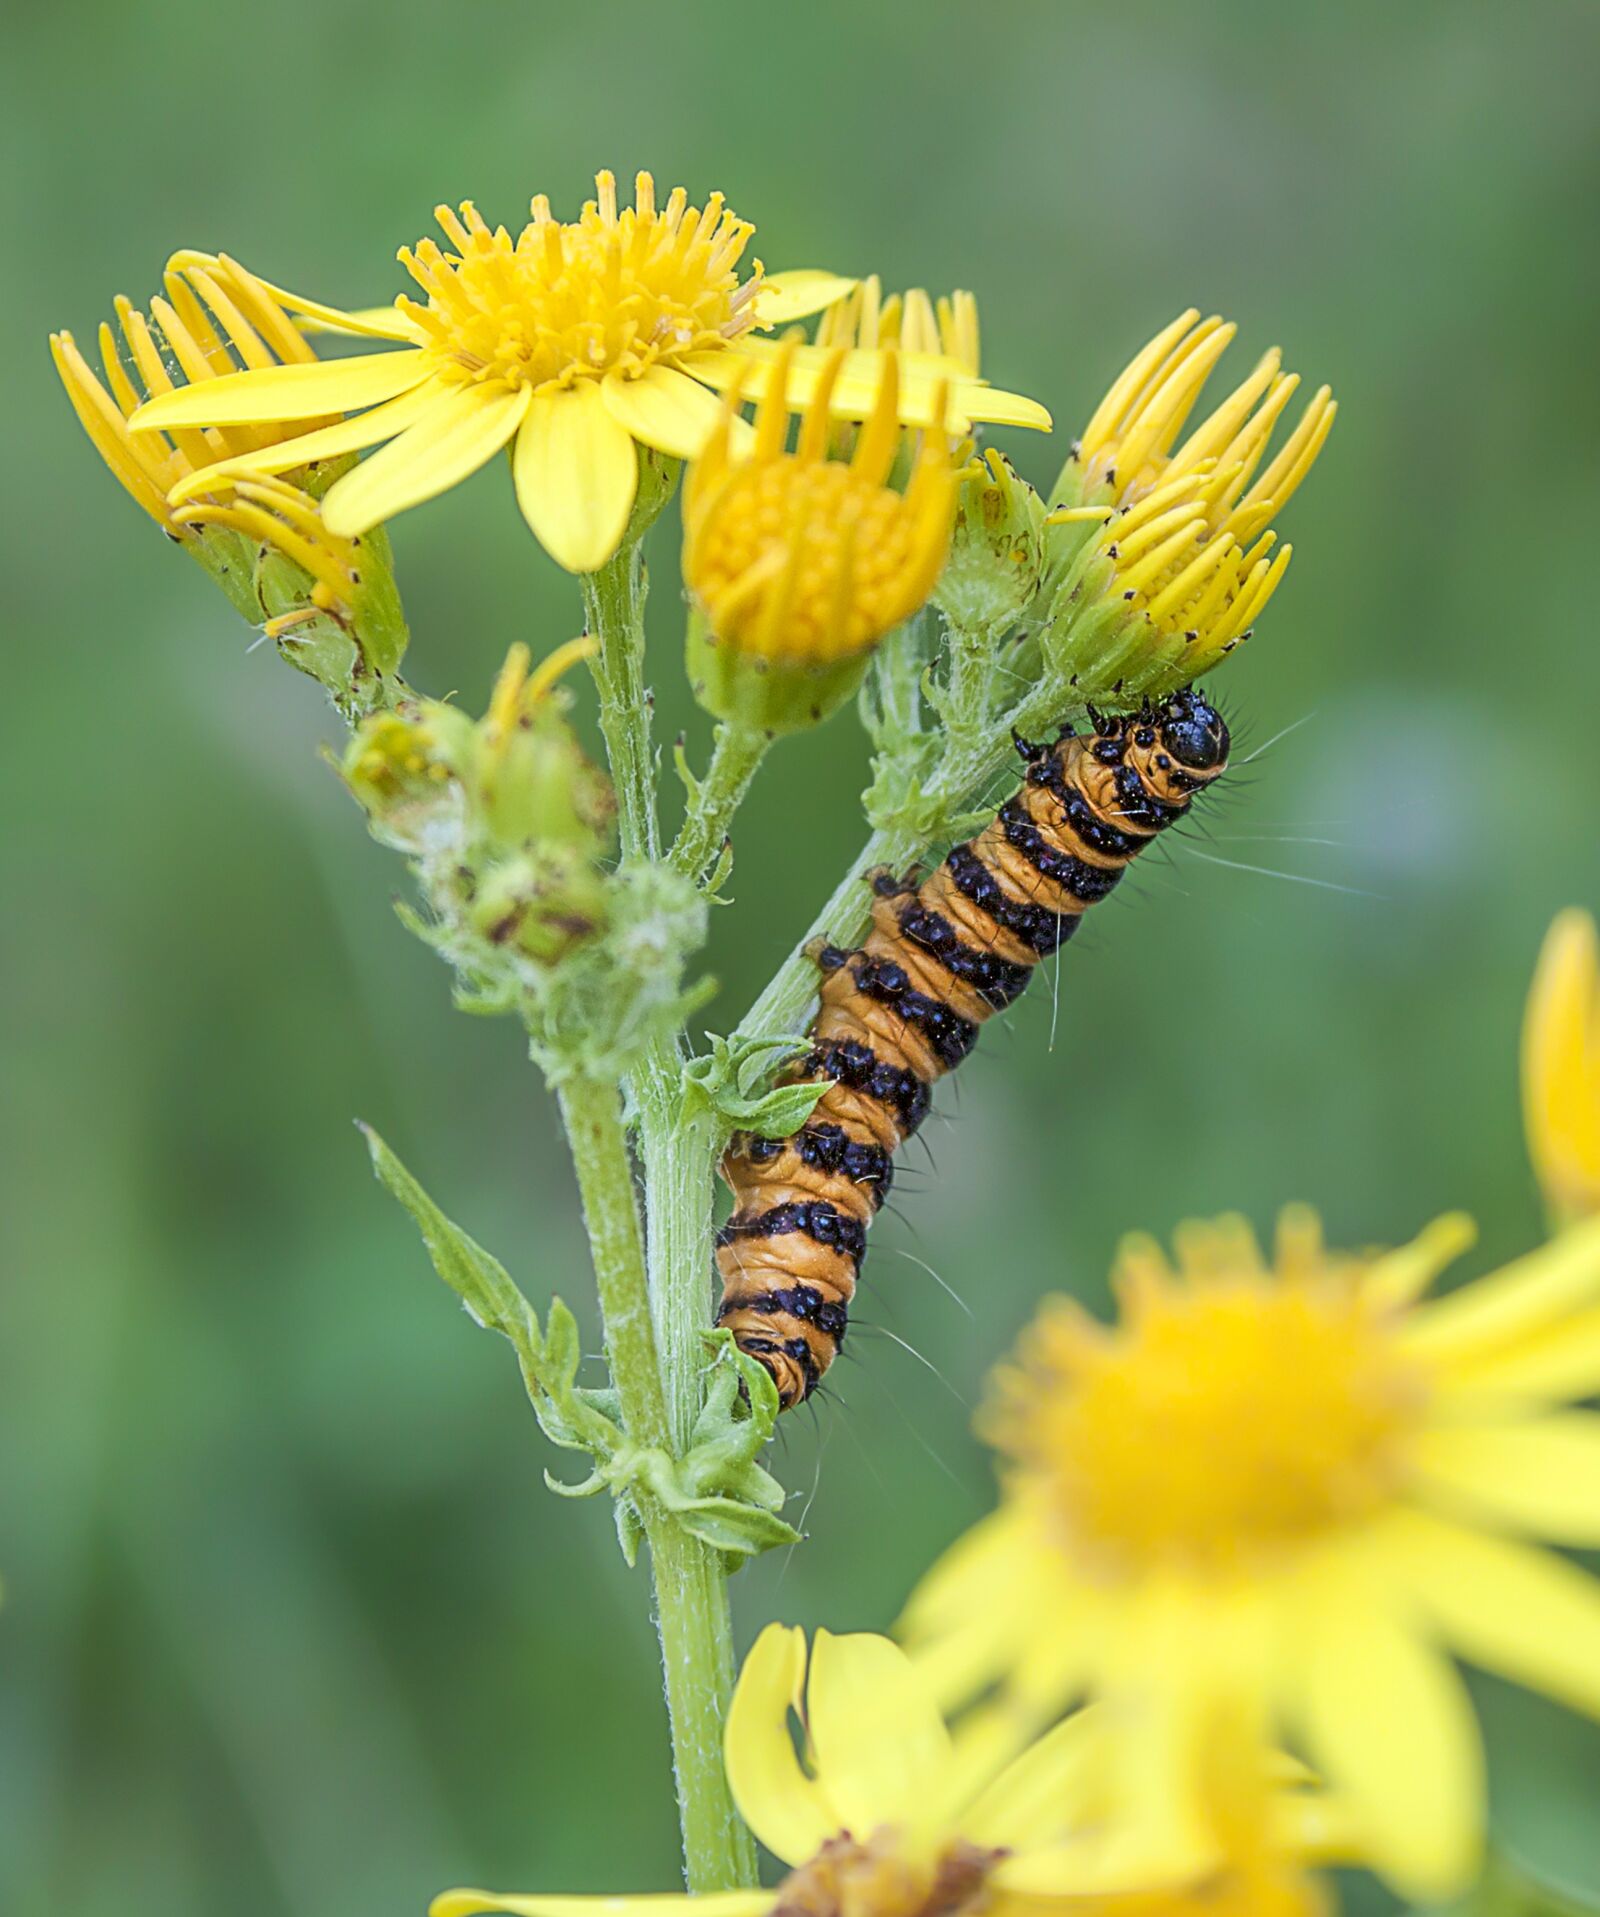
[715, 685, 1231, 1408]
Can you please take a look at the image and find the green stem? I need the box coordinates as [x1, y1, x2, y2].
[577, 536, 759, 1892]
[583, 543, 660, 863]
[736, 674, 1069, 1045]
[670, 720, 772, 885]
[556, 1071, 756, 1891]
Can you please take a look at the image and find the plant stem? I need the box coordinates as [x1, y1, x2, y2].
[577, 538, 759, 1892]
[736, 674, 1070, 1045]
[556, 1071, 756, 1892]
[583, 543, 660, 863]
[671, 720, 772, 884]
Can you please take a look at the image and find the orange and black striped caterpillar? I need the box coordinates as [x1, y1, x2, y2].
[715, 686, 1231, 1409]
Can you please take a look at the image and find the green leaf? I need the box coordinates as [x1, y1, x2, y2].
[359, 1124, 539, 1355]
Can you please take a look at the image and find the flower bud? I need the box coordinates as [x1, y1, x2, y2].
[932, 449, 1048, 637]
[683, 347, 957, 735]
[1038, 311, 1335, 701]
[342, 641, 615, 976]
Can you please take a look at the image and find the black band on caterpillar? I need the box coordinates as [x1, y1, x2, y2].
[718, 1200, 868, 1265]
[716, 686, 1230, 1409]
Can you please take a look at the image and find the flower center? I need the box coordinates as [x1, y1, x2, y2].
[691, 459, 931, 663]
[991, 1232, 1429, 1578]
[772, 1832, 1000, 1917]
[399, 171, 761, 395]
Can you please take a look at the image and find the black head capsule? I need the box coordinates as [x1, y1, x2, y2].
[1157, 687, 1230, 774]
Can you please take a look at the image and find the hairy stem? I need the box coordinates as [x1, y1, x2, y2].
[671, 720, 772, 885]
[556, 1071, 755, 1891]
[578, 539, 759, 1891]
[583, 543, 660, 864]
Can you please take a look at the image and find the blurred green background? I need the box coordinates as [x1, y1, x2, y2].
[5, 2, 1600, 1911]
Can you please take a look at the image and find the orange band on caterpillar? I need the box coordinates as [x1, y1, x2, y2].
[715, 687, 1231, 1409]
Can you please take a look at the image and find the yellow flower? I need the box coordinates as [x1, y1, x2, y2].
[683, 347, 957, 734]
[686, 348, 956, 667]
[1045, 312, 1336, 682]
[126, 174, 1045, 574]
[1524, 909, 1600, 1224]
[900, 1206, 1600, 1903]
[50, 253, 334, 533]
[434, 1625, 1332, 1917]
[814, 275, 982, 379]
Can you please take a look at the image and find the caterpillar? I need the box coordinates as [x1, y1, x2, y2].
[714, 686, 1231, 1409]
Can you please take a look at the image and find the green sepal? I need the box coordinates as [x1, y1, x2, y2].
[687, 608, 872, 738]
[681, 1033, 824, 1139]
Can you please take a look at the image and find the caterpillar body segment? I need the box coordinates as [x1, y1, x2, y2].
[716, 687, 1231, 1408]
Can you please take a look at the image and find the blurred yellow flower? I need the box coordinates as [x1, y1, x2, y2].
[1048, 312, 1336, 677]
[434, 1625, 1331, 1917]
[900, 1206, 1600, 1903]
[1524, 908, 1600, 1224]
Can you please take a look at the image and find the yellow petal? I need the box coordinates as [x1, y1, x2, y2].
[514, 383, 639, 573]
[696, 345, 1052, 434]
[321, 383, 530, 537]
[431, 1893, 772, 1917]
[1383, 1506, 1600, 1719]
[166, 382, 441, 504]
[1413, 1414, 1600, 1543]
[1400, 1212, 1600, 1366]
[1523, 908, 1600, 1217]
[131, 349, 431, 431]
[1359, 1213, 1477, 1313]
[168, 252, 421, 342]
[960, 1710, 1103, 1851]
[753, 272, 859, 326]
[297, 303, 424, 340]
[601, 367, 745, 461]
[1294, 1565, 1482, 1901]
[1437, 1302, 1600, 1408]
[723, 1624, 838, 1867]
[805, 1630, 953, 1836]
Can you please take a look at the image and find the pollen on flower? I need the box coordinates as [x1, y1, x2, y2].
[684, 347, 957, 666]
[986, 1210, 1430, 1579]
[399, 171, 762, 396]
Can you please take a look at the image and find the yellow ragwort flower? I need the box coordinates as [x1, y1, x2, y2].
[686, 347, 956, 666]
[900, 1206, 1600, 1903]
[1048, 311, 1336, 677]
[1524, 909, 1600, 1224]
[50, 254, 335, 533]
[127, 173, 1045, 574]
[434, 1625, 1333, 1917]
[815, 275, 983, 380]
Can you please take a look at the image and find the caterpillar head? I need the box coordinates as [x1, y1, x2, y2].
[1157, 687, 1230, 775]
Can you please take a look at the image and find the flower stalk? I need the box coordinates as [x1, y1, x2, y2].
[555, 1068, 758, 1891]
[574, 529, 761, 1890]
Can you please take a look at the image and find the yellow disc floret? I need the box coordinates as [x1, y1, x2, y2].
[401, 172, 761, 396]
[987, 1208, 1430, 1579]
[684, 347, 957, 668]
